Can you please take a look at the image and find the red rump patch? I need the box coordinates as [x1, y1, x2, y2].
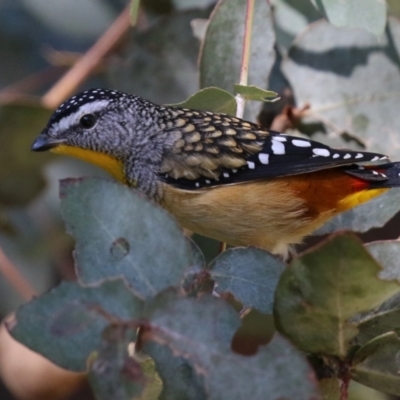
[350, 177, 371, 192]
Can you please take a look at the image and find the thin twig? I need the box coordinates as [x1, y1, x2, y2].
[0, 247, 37, 301]
[235, 0, 255, 119]
[41, 5, 132, 109]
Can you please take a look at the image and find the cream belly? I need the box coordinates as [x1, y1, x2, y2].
[160, 180, 336, 255]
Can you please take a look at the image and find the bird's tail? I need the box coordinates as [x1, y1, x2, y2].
[344, 162, 400, 188]
[335, 162, 400, 212]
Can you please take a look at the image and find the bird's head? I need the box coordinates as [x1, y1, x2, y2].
[32, 89, 167, 185]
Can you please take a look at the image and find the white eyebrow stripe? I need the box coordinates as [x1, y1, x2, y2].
[51, 100, 110, 132]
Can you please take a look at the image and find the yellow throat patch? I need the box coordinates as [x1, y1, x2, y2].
[51, 145, 126, 183]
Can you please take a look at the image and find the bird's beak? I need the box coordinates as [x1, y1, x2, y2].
[31, 136, 65, 152]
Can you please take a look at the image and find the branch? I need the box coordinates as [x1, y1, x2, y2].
[0, 247, 37, 301]
[235, 0, 255, 119]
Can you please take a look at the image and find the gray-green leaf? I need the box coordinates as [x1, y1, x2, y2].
[60, 178, 195, 299]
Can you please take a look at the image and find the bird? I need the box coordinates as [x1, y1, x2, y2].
[31, 88, 400, 256]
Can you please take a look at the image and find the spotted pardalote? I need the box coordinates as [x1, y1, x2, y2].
[31, 88, 400, 256]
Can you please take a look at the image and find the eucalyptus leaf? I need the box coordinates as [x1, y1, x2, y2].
[272, 0, 322, 51]
[275, 233, 400, 358]
[89, 330, 145, 400]
[170, 87, 237, 115]
[234, 84, 278, 102]
[144, 291, 319, 400]
[138, 359, 163, 400]
[388, 0, 400, 18]
[130, 0, 140, 26]
[352, 332, 400, 396]
[209, 247, 285, 314]
[200, 0, 275, 121]
[144, 342, 206, 400]
[60, 178, 195, 299]
[350, 240, 400, 345]
[283, 18, 400, 158]
[355, 307, 400, 347]
[9, 279, 142, 371]
[310, 0, 387, 36]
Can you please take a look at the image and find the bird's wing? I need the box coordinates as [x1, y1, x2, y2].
[159, 108, 388, 190]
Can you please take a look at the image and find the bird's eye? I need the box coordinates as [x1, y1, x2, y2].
[79, 114, 97, 129]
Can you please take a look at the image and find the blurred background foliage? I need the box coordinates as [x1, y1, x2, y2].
[0, 0, 400, 399]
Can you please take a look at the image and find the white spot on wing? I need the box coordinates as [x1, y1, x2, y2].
[247, 161, 255, 169]
[271, 139, 285, 155]
[313, 148, 330, 157]
[355, 153, 364, 159]
[292, 139, 311, 147]
[258, 153, 269, 164]
[343, 153, 352, 159]
[223, 172, 230, 178]
[371, 156, 379, 161]
[273, 136, 286, 142]
[333, 153, 340, 159]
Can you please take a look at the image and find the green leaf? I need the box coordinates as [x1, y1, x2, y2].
[138, 358, 163, 400]
[209, 247, 285, 314]
[349, 241, 400, 346]
[310, 0, 387, 36]
[60, 178, 196, 299]
[388, 0, 400, 18]
[130, 0, 140, 26]
[0, 102, 53, 206]
[89, 330, 145, 400]
[199, 0, 275, 121]
[9, 279, 142, 371]
[283, 18, 400, 158]
[108, 9, 209, 105]
[355, 307, 400, 347]
[352, 332, 400, 396]
[274, 233, 400, 358]
[144, 342, 206, 400]
[145, 290, 241, 349]
[170, 87, 237, 115]
[234, 85, 278, 102]
[348, 381, 388, 400]
[144, 291, 319, 400]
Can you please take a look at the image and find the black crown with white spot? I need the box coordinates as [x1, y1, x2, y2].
[50, 88, 130, 125]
